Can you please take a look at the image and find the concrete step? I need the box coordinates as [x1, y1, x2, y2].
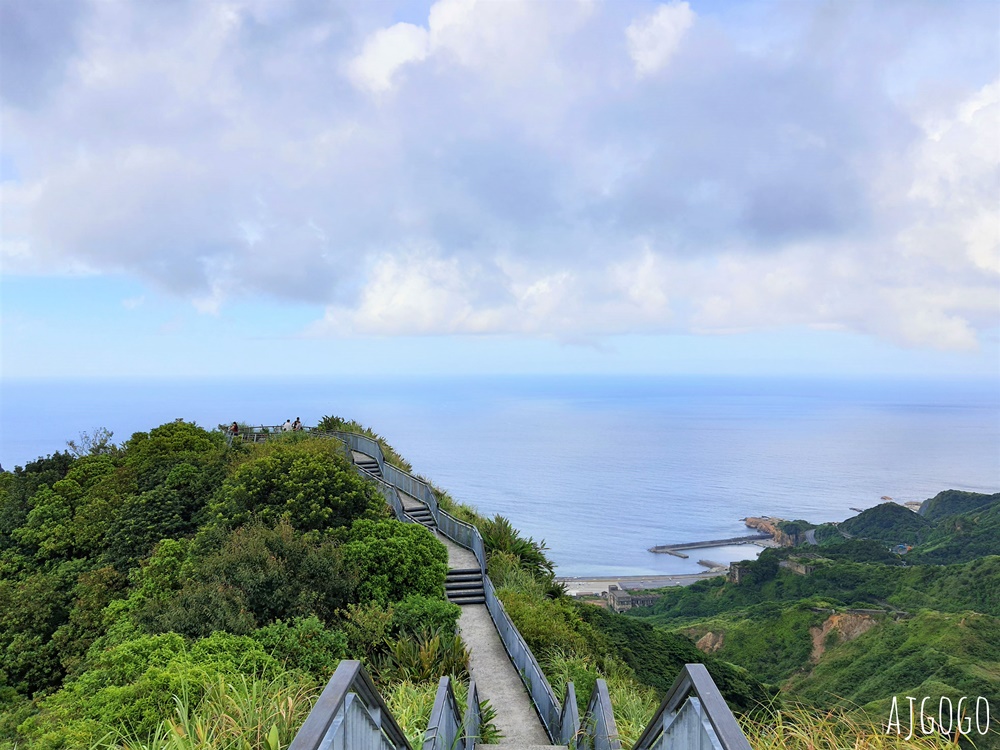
[446, 576, 482, 584]
[446, 568, 484, 605]
[446, 582, 484, 591]
[477, 746, 568, 749]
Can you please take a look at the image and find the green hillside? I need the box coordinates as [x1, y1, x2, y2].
[0, 423, 464, 749]
[921, 490, 1000, 521]
[1, 424, 995, 749]
[627, 493, 1000, 748]
[838, 502, 932, 544]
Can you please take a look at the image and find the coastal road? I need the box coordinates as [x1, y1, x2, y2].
[557, 571, 723, 597]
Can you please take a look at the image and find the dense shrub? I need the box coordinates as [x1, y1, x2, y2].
[103, 462, 218, 569]
[342, 519, 448, 605]
[19, 632, 280, 748]
[212, 441, 382, 532]
[496, 589, 589, 657]
[392, 594, 461, 636]
[253, 616, 347, 681]
[123, 422, 225, 493]
[137, 522, 356, 636]
[479, 514, 554, 582]
[374, 629, 470, 684]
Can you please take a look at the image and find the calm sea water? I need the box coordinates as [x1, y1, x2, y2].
[1, 376, 997, 576]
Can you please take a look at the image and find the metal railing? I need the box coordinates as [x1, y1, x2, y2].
[633, 664, 753, 750]
[580, 679, 621, 750]
[481, 574, 566, 741]
[423, 676, 483, 750]
[560, 682, 582, 747]
[289, 660, 411, 750]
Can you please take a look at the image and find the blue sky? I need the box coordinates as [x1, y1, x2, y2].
[1, 0, 998, 379]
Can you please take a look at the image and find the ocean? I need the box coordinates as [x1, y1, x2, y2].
[1, 376, 998, 577]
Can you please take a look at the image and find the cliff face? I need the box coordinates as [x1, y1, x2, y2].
[745, 516, 798, 546]
[809, 613, 879, 663]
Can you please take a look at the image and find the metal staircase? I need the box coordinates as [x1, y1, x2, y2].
[354, 454, 382, 478]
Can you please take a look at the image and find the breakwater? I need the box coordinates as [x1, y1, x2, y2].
[649, 533, 772, 554]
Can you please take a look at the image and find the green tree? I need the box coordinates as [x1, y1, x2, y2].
[342, 519, 448, 605]
[212, 441, 381, 533]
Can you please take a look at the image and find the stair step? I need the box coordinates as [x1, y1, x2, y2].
[447, 568, 481, 575]
[446, 573, 482, 580]
[478, 746, 568, 749]
[448, 597, 485, 605]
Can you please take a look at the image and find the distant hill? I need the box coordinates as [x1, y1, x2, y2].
[920, 489, 1000, 521]
[910, 501, 1000, 565]
[838, 502, 932, 545]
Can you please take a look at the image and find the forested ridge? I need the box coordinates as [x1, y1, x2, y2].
[0, 422, 462, 749]
[627, 493, 1000, 748]
[0, 420, 770, 749]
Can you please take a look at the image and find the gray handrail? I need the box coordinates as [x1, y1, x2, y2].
[462, 678, 483, 750]
[423, 676, 484, 750]
[560, 682, 581, 746]
[581, 679, 621, 750]
[424, 677, 462, 750]
[289, 660, 411, 750]
[633, 664, 752, 750]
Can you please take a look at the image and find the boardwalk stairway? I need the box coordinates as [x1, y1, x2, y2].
[237, 428, 754, 750]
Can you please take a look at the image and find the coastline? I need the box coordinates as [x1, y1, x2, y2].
[557, 570, 724, 597]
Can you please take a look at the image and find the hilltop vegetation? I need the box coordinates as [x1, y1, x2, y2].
[0, 419, 774, 750]
[627, 492, 1000, 748]
[0, 422, 465, 749]
[921, 490, 1000, 522]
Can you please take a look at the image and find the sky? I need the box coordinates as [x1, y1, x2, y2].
[1, 0, 998, 379]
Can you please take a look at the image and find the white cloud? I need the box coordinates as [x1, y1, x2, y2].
[625, 2, 695, 77]
[348, 22, 429, 94]
[2, 0, 998, 355]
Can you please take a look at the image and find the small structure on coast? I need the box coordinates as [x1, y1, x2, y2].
[604, 584, 661, 613]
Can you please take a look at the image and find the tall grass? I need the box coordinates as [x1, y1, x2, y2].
[315, 416, 414, 471]
[740, 703, 970, 750]
[385, 678, 500, 749]
[92, 672, 318, 750]
[385, 681, 438, 750]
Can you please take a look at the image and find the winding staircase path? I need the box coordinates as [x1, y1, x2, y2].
[355, 450, 558, 747]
